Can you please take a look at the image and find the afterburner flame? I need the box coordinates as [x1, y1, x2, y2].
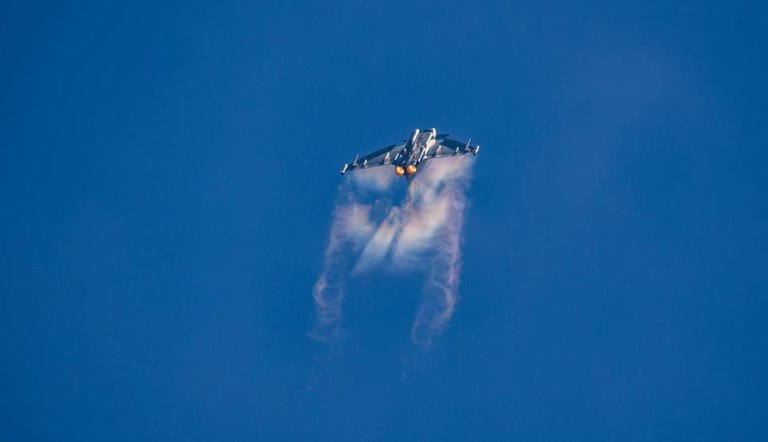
[394, 166, 405, 176]
[406, 165, 418, 175]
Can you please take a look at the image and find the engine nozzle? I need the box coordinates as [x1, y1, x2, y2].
[406, 164, 417, 175]
[394, 166, 405, 176]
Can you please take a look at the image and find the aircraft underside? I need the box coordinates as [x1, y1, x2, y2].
[340, 128, 479, 180]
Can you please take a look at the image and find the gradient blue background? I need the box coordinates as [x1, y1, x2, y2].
[2, 1, 767, 440]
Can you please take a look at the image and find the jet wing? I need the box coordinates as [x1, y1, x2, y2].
[430, 136, 480, 158]
[340, 143, 405, 174]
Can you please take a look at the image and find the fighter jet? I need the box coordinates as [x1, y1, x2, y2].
[340, 128, 479, 182]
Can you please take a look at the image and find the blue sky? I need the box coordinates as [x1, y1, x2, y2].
[1, 1, 767, 440]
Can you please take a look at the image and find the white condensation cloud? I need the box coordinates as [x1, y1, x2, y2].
[353, 207, 401, 274]
[310, 183, 379, 342]
[393, 194, 450, 262]
[311, 156, 474, 347]
[350, 165, 395, 192]
[343, 203, 377, 241]
[410, 182, 467, 347]
[405, 157, 473, 347]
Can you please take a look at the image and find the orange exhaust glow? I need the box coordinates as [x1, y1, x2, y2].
[406, 165, 417, 175]
[394, 166, 405, 176]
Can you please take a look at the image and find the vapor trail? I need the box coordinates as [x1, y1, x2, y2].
[403, 158, 472, 347]
[310, 181, 377, 342]
[410, 189, 466, 347]
[311, 157, 473, 348]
